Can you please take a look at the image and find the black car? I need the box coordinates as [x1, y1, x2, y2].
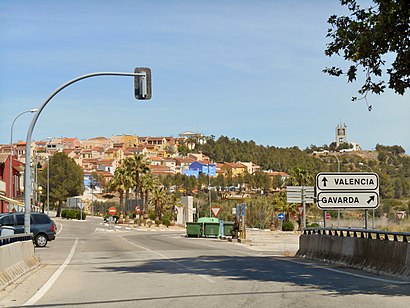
[0, 212, 56, 247]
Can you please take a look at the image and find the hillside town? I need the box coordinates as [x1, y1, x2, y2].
[0, 131, 293, 212]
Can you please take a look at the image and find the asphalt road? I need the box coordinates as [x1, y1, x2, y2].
[1, 217, 409, 308]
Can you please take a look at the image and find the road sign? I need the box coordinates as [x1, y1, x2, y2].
[211, 207, 221, 217]
[236, 203, 246, 216]
[277, 213, 285, 221]
[317, 191, 379, 209]
[325, 213, 331, 220]
[315, 172, 380, 210]
[108, 207, 117, 215]
[316, 172, 379, 191]
[286, 186, 315, 203]
[135, 206, 141, 214]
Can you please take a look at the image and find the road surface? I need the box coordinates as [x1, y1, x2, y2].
[1, 216, 409, 307]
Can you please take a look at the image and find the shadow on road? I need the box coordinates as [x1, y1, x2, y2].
[94, 255, 409, 296]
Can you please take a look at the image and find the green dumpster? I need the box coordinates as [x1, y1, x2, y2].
[223, 222, 234, 237]
[203, 222, 220, 237]
[186, 222, 203, 237]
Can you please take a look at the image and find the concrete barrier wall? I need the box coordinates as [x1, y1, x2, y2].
[297, 234, 410, 281]
[0, 240, 40, 289]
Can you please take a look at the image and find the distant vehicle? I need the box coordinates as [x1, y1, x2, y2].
[0, 212, 56, 247]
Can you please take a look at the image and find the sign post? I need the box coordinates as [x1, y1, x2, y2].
[135, 206, 141, 226]
[277, 212, 285, 230]
[108, 207, 117, 229]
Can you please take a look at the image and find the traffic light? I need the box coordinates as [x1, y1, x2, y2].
[134, 67, 152, 100]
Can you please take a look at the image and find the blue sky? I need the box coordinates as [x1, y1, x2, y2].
[1, 0, 409, 153]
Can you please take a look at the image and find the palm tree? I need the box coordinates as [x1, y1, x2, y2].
[123, 154, 149, 215]
[109, 167, 130, 215]
[287, 167, 314, 186]
[150, 186, 168, 221]
[140, 173, 158, 214]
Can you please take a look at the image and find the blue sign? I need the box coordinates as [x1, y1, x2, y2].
[277, 213, 285, 221]
[236, 204, 246, 216]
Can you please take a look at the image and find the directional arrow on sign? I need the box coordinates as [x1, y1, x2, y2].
[321, 177, 328, 187]
[367, 196, 375, 204]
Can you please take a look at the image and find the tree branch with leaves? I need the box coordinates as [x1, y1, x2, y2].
[324, 0, 409, 108]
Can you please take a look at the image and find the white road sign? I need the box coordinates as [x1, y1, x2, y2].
[315, 172, 380, 210]
[286, 186, 314, 204]
[316, 191, 379, 209]
[316, 172, 379, 191]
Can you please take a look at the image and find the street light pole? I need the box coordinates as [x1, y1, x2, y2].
[208, 163, 211, 217]
[47, 155, 50, 215]
[23, 71, 150, 233]
[46, 137, 52, 215]
[330, 154, 341, 227]
[359, 162, 375, 229]
[9, 109, 38, 212]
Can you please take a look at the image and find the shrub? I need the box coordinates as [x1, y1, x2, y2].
[282, 221, 295, 231]
[162, 212, 171, 227]
[148, 209, 156, 220]
[61, 209, 87, 220]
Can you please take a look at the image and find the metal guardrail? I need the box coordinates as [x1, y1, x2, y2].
[0, 234, 33, 246]
[303, 227, 410, 243]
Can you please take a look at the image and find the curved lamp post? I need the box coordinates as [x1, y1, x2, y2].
[24, 70, 151, 233]
[9, 109, 38, 211]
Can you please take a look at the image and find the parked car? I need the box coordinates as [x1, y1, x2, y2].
[0, 212, 56, 247]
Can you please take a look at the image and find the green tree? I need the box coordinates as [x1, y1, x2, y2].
[109, 166, 131, 215]
[324, 0, 410, 103]
[123, 154, 149, 213]
[38, 152, 84, 217]
[287, 167, 314, 186]
[140, 173, 158, 213]
[151, 186, 168, 221]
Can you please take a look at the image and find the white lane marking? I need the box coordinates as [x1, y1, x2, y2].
[285, 259, 410, 285]
[56, 221, 63, 235]
[120, 236, 215, 284]
[24, 238, 79, 306]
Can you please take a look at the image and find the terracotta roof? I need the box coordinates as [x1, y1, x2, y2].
[98, 159, 115, 166]
[223, 162, 247, 168]
[95, 170, 113, 178]
[267, 171, 290, 177]
[150, 156, 163, 161]
[148, 165, 173, 175]
[82, 158, 98, 163]
[105, 148, 119, 153]
[174, 157, 195, 164]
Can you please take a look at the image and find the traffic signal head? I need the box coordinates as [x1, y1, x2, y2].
[134, 67, 152, 100]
